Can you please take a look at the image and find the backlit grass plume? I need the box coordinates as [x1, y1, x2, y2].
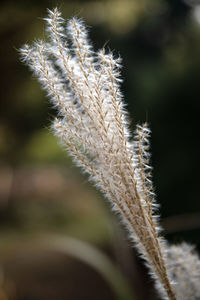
[20, 8, 200, 299]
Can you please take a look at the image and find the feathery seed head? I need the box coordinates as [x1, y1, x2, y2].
[20, 8, 181, 300]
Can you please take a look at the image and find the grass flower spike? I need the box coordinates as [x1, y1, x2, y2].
[20, 8, 200, 299]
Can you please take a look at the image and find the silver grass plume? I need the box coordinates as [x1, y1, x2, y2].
[166, 243, 200, 299]
[20, 8, 200, 300]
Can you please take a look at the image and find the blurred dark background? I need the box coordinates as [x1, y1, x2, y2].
[0, 0, 200, 299]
